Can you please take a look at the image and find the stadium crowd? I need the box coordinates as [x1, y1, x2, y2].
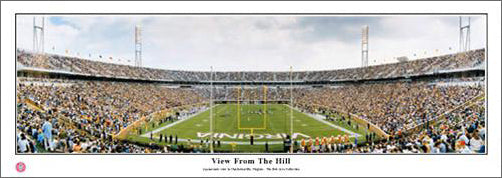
[294, 98, 485, 154]
[17, 79, 204, 153]
[16, 77, 484, 154]
[294, 82, 484, 135]
[17, 48, 484, 82]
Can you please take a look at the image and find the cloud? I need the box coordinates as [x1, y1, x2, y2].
[16, 15, 486, 71]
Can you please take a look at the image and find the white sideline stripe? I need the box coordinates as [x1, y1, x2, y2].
[141, 105, 218, 137]
[287, 105, 361, 137]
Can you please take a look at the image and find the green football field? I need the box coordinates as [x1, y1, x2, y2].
[126, 104, 368, 152]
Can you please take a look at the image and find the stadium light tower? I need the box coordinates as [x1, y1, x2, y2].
[459, 16, 471, 52]
[135, 25, 142, 67]
[33, 16, 45, 54]
[361, 25, 369, 67]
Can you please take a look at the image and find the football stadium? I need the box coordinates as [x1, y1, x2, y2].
[16, 16, 486, 154]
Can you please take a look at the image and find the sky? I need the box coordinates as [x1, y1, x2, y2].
[16, 15, 486, 72]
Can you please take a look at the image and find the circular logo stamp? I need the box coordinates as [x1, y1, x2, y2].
[16, 162, 26, 173]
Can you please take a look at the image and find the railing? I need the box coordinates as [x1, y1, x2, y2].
[347, 113, 390, 139]
[23, 98, 44, 112]
[404, 94, 485, 134]
[113, 102, 208, 140]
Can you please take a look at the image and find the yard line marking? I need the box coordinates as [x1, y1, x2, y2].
[141, 104, 218, 137]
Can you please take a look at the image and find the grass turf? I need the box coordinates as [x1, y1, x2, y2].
[127, 104, 370, 147]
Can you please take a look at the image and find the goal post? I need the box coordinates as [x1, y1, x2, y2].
[237, 85, 268, 131]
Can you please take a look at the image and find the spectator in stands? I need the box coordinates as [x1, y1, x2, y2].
[18, 133, 31, 153]
[42, 118, 53, 150]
